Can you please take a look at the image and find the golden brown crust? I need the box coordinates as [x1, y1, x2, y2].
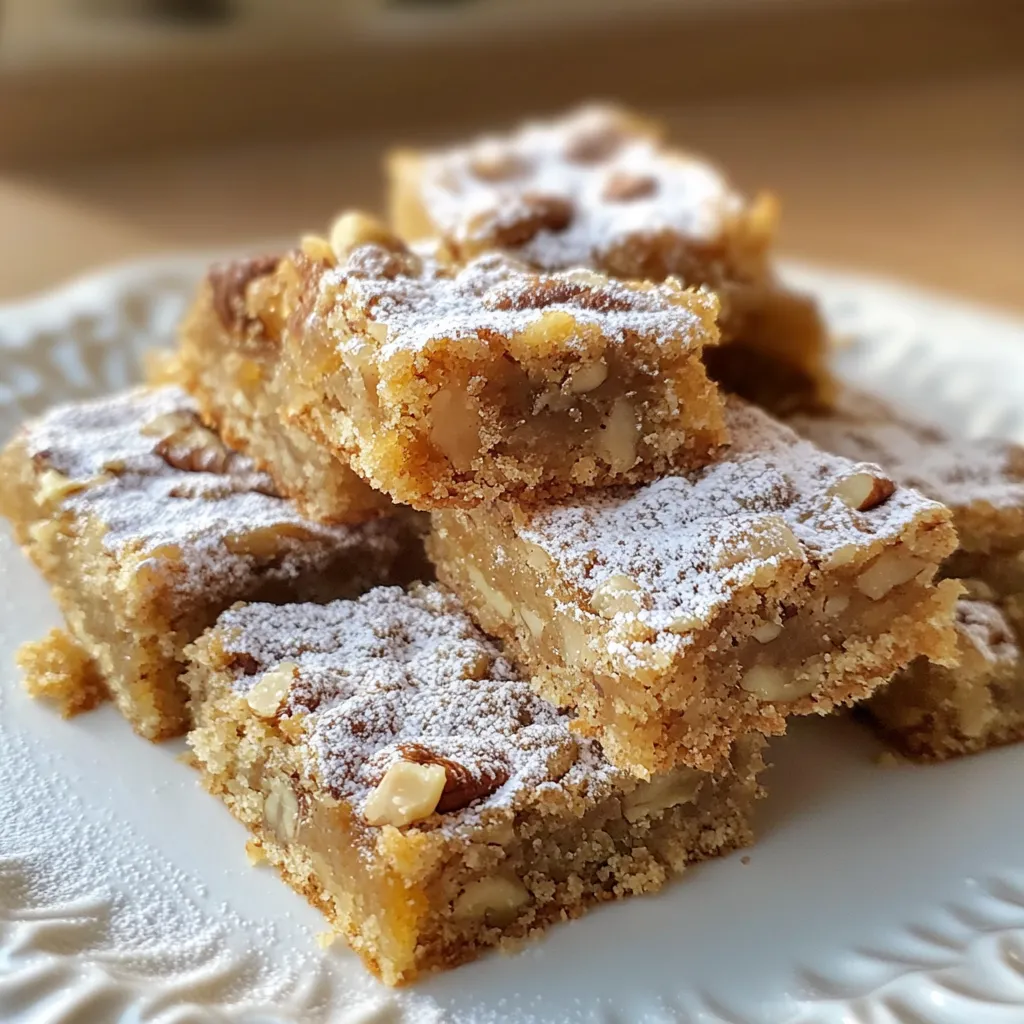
[0, 386, 422, 740]
[184, 585, 764, 984]
[172, 273, 391, 525]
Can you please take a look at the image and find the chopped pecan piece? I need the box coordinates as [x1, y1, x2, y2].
[485, 277, 633, 313]
[209, 255, 280, 335]
[602, 171, 658, 202]
[469, 193, 573, 249]
[397, 742, 510, 813]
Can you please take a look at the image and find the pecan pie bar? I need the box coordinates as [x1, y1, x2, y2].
[870, 599, 1024, 760]
[173, 254, 392, 524]
[0, 386, 424, 740]
[388, 104, 832, 411]
[184, 584, 765, 985]
[180, 214, 727, 512]
[429, 397, 961, 775]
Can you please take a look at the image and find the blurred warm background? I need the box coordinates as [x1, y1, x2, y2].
[1, 0, 1022, 307]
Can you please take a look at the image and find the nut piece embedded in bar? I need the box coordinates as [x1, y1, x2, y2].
[364, 759, 447, 827]
[602, 171, 657, 202]
[397, 742, 510, 813]
[330, 211, 405, 258]
[622, 766, 702, 823]
[452, 875, 530, 926]
[246, 662, 297, 719]
[832, 471, 896, 512]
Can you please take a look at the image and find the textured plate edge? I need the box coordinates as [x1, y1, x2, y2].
[2, 255, 1024, 1024]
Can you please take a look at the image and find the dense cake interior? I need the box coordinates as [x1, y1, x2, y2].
[175, 259, 392, 524]
[281, 221, 727, 507]
[185, 585, 763, 983]
[0, 386, 420, 738]
[430, 398, 960, 773]
[870, 599, 1024, 759]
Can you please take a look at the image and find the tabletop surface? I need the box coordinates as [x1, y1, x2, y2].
[1, 70, 1021, 315]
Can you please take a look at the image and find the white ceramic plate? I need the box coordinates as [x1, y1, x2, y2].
[2, 257, 1024, 1024]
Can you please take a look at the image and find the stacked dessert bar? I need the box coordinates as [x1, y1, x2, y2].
[4, 105, 988, 986]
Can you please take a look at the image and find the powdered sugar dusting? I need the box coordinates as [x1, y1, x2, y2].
[17, 386, 406, 602]
[955, 599, 1020, 666]
[315, 246, 718, 362]
[216, 584, 621, 825]
[789, 390, 1024, 516]
[520, 397, 951, 632]
[414, 104, 748, 270]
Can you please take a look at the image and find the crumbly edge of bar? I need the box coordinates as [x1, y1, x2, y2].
[16, 628, 108, 718]
[282, 246, 728, 508]
[788, 389, 1024, 553]
[292, 375, 727, 511]
[430, 505, 962, 774]
[0, 418, 426, 740]
[173, 273, 391, 525]
[185, 633, 764, 983]
[869, 599, 1024, 761]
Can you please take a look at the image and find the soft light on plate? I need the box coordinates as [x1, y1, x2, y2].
[2, 257, 1024, 1024]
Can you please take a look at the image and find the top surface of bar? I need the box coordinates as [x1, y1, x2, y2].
[789, 392, 1024, 515]
[514, 398, 950, 635]
[405, 105, 751, 268]
[306, 242, 719, 363]
[213, 584, 622, 831]
[18, 386, 395, 571]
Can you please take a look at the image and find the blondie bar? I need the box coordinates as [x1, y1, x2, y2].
[789, 389, 1024, 627]
[789, 388, 1024, 757]
[174, 254, 392, 524]
[191, 215, 728, 511]
[0, 386, 424, 740]
[430, 397, 961, 775]
[870, 599, 1024, 760]
[184, 584, 765, 985]
[388, 104, 832, 410]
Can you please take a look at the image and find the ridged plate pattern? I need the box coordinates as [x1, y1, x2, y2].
[2, 256, 1024, 1023]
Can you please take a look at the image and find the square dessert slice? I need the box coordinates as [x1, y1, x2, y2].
[0, 386, 425, 740]
[184, 584, 765, 985]
[870, 599, 1024, 760]
[789, 388, 1024, 633]
[229, 213, 727, 512]
[429, 397, 961, 776]
[789, 388, 1024, 757]
[173, 254, 392, 524]
[388, 104, 832, 411]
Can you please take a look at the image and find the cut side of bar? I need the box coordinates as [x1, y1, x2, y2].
[790, 387, 1024, 757]
[388, 103, 833, 411]
[430, 397, 961, 775]
[0, 386, 424, 740]
[173, 255, 392, 524]
[184, 584, 765, 985]
[209, 214, 731, 512]
[870, 599, 1024, 760]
